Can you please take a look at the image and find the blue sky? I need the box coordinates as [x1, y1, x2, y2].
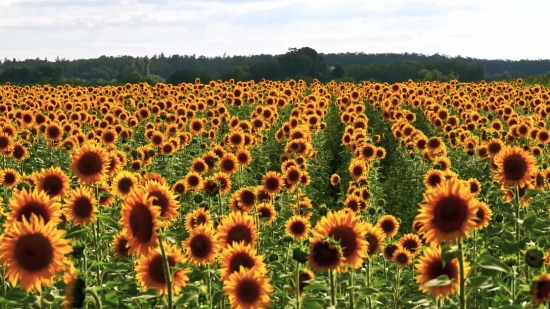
[1, 0, 549, 60]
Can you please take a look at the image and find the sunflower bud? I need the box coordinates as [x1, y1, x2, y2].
[292, 248, 308, 264]
[525, 249, 544, 269]
[269, 253, 279, 262]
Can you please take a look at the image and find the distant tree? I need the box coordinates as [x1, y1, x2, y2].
[277, 50, 314, 78]
[331, 64, 345, 79]
[165, 68, 212, 85]
[248, 61, 284, 81]
[219, 66, 250, 82]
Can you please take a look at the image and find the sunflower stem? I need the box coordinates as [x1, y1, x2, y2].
[329, 270, 336, 307]
[295, 261, 301, 309]
[217, 190, 224, 217]
[513, 185, 521, 298]
[394, 267, 400, 309]
[158, 237, 173, 309]
[349, 269, 355, 309]
[93, 186, 103, 287]
[85, 287, 103, 309]
[457, 240, 466, 309]
[366, 259, 372, 309]
[206, 264, 213, 309]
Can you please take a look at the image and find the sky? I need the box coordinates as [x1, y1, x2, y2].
[1, 0, 549, 61]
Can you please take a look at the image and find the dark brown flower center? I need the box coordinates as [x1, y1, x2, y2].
[14, 233, 54, 272]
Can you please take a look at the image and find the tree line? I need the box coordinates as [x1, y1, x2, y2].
[1, 47, 549, 86]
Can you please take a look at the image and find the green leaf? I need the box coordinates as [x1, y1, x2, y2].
[524, 189, 544, 197]
[302, 299, 323, 309]
[4, 288, 28, 301]
[174, 293, 199, 307]
[466, 275, 493, 289]
[479, 254, 512, 273]
[423, 275, 452, 288]
[65, 227, 90, 239]
[303, 283, 329, 292]
[0, 297, 19, 305]
[362, 287, 381, 296]
[523, 212, 537, 229]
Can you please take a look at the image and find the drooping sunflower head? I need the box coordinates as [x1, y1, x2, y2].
[473, 201, 493, 230]
[291, 269, 315, 295]
[364, 223, 386, 257]
[308, 237, 345, 272]
[184, 207, 211, 233]
[219, 241, 267, 281]
[63, 186, 98, 227]
[494, 146, 537, 188]
[134, 242, 189, 296]
[183, 224, 219, 266]
[377, 214, 400, 238]
[112, 231, 131, 260]
[312, 209, 368, 270]
[69, 142, 110, 185]
[144, 180, 180, 226]
[416, 178, 480, 244]
[530, 273, 550, 306]
[217, 211, 258, 249]
[62, 266, 86, 309]
[415, 244, 470, 300]
[384, 243, 399, 260]
[119, 187, 161, 256]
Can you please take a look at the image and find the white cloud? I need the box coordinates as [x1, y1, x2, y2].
[0, 0, 549, 60]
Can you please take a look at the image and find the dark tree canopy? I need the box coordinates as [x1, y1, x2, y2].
[0, 48, 548, 86]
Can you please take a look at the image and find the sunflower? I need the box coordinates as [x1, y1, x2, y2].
[143, 180, 180, 226]
[416, 178, 480, 244]
[185, 172, 203, 191]
[308, 238, 345, 271]
[262, 171, 284, 195]
[384, 243, 399, 260]
[184, 207, 211, 233]
[466, 178, 482, 195]
[213, 172, 232, 194]
[62, 266, 86, 309]
[344, 195, 361, 213]
[399, 233, 422, 256]
[63, 186, 97, 227]
[11, 142, 29, 161]
[183, 225, 219, 266]
[217, 211, 258, 248]
[393, 247, 413, 267]
[415, 244, 470, 300]
[348, 159, 367, 180]
[5, 188, 61, 228]
[0, 132, 13, 152]
[69, 142, 110, 185]
[330, 174, 340, 186]
[364, 223, 386, 257]
[473, 202, 493, 229]
[219, 153, 239, 174]
[34, 166, 70, 200]
[235, 148, 252, 167]
[112, 231, 131, 259]
[219, 241, 267, 281]
[424, 169, 445, 189]
[119, 188, 161, 256]
[1, 168, 21, 188]
[284, 166, 302, 186]
[285, 215, 311, 241]
[172, 180, 187, 196]
[486, 139, 504, 156]
[531, 273, 550, 306]
[111, 170, 139, 199]
[0, 214, 72, 292]
[223, 267, 274, 309]
[377, 214, 400, 238]
[190, 158, 208, 174]
[312, 209, 368, 270]
[135, 242, 190, 296]
[291, 269, 315, 295]
[256, 202, 276, 225]
[494, 146, 538, 188]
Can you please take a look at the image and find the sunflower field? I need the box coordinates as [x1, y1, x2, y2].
[0, 78, 549, 309]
